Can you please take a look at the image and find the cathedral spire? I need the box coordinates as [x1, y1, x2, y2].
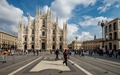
[56, 16, 58, 24]
[63, 20, 67, 30]
[24, 24, 26, 29]
[47, 8, 51, 17]
[36, 6, 40, 16]
[27, 12, 30, 21]
[18, 17, 23, 28]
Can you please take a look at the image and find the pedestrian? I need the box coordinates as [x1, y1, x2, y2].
[118, 50, 120, 58]
[63, 49, 68, 66]
[115, 50, 118, 59]
[81, 50, 84, 56]
[78, 50, 81, 56]
[50, 49, 52, 54]
[11, 50, 15, 60]
[25, 50, 28, 55]
[68, 49, 72, 59]
[55, 49, 59, 60]
[33, 49, 35, 56]
[2, 52, 7, 63]
[36, 50, 39, 56]
[0, 49, 2, 56]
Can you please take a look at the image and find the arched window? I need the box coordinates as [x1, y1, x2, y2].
[42, 19, 45, 27]
[32, 30, 34, 34]
[109, 24, 112, 32]
[53, 29, 55, 34]
[52, 45, 55, 49]
[53, 37, 55, 41]
[32, 37, 34, 41]
[59, 45, 62, 49]
[31, 45, 34, 49]
[109, 33, 112, 40]
[113, 22, 117, 30]
[60, 37, 62, 41]
[105, 34, 108, 40]
[25, 37, 27, 41]
[105, 26, 108, 33]
[42, 31, 45, 36]
[114, 32, 117, 40]
[24, 45, 27, 50]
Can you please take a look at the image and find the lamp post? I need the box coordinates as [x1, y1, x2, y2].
[75, 36, 78, 50]
[98, 20, 106, 48]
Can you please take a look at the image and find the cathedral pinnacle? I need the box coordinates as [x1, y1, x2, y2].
[63, 20, 67, 30]
[27, 12, 30, 21]
[36, 6, 40, 16]
[56, 16, 58, 24]
[47, 8, 51, 17]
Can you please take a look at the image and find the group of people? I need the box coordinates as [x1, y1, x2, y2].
[18, 49, 41, 56]
[74, 50, 85, 56]
[88, 48, 120, 58]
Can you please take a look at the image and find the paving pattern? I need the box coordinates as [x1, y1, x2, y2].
[0, 52, 120, 75]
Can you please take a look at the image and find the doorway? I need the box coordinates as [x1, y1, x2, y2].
[42, 42, 45, 49]
[24, 45, 27, 50]
[113, 45, 116, 50]
[109, 43, 112, 50]
[31, 45, 34, 49]
[52, 45, 55, 49]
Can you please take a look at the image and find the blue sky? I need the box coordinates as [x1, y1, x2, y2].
[0, 0, 120, 43]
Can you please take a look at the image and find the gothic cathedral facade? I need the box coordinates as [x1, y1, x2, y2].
[18, 8, 67, 50]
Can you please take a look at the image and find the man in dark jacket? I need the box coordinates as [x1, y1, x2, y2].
[55, 49, 59, 60]
[63, 49, 68, 66]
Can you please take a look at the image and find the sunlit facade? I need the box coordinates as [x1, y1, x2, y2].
[0, 30, 17, 50]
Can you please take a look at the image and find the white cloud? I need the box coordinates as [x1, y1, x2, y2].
[114, 4, 120, 8]
[42, 5, 49, 14]
[0, 0, 23, 24]
[0, 0, 31, 34]
[97, 0, 120, 13]
[78, 32, 94, 41]
[51, 0, 96, 22]
[79, 16, 113, 26]
[67, 24, 94, 43]
[42, 0, 96, 29]
[97, 4, 111, 13]
[10, 25, 18, 33]
[67, 24, 79, 43]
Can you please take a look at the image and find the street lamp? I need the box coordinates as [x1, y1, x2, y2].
[74, 36, 78, 50]
[98, 20, 107, 48]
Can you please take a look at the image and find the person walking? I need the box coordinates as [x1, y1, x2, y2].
[33, 49, 35, 56]
[68, 49, 72, 59]
[2, 51, 7, 63]
[55, 49, 59, 60]
[36, 50, 39, 56]
[63, 49, 68, 66]
[50, 49, 52, 54]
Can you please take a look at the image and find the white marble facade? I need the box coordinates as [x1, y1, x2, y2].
[18, 7, 67, 50]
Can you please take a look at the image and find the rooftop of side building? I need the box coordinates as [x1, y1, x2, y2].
[0, 30, 17, 38]
[82, 38, 102, 43]
[107, 18, 120, 24]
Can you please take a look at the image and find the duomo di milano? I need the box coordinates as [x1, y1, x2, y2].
[18, 7, 67, 50]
